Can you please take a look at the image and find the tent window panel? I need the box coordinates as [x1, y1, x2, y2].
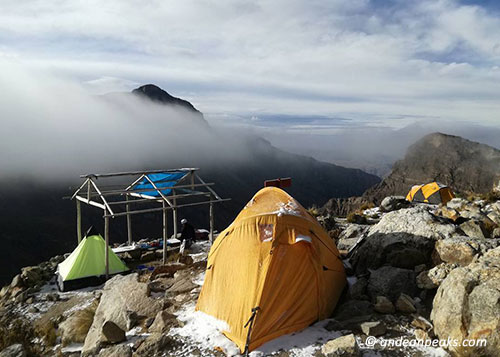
[413, 190, 426, 202]
[427, 192, 442, 204]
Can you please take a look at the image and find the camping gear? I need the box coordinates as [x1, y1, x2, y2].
[406, 182, 455, 204]
[196, 187, 346, 353]
[57, 234, 129, 291]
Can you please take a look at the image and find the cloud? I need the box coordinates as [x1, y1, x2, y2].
[0, 60, 256, 182]
[0, 0, 499, 135]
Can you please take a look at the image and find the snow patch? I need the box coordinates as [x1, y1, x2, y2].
[274, 200, 302, 217]
[169, 302, 240, 356]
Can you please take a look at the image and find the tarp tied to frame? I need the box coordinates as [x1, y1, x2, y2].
[134, 172, 188, 197]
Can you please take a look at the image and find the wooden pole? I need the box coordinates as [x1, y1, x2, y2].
[76, 199, 82, 244]
[209, 200, 214, 244]
[173, 207, 178, 241]
[104, 211, 110, 279]
[163, 202, 168, 264]
[126, 196, 132, 245]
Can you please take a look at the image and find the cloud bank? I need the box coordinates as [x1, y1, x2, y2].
[0, 0, 499, 130]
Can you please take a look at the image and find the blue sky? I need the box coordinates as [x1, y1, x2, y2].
[1, 0, 500, 132]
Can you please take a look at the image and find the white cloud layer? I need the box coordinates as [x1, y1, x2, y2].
[0, 0, 499, 130]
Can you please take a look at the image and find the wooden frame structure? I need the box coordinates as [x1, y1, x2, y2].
[71, 168, 229, 277]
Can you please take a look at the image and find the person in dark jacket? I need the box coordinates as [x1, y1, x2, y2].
[180, 218, 195, 249]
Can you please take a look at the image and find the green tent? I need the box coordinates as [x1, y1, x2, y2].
[57, 234, 129, 291]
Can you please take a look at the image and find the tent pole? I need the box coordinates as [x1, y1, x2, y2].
[163, 202, 168, 264]
[76, 199, 82, 244]
[209, 200, 214, 244]
[126, 196, 132, 245]
[104, 211, 110, 279]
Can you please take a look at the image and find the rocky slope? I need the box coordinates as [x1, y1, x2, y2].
[364, 132, 500, 204]
[2, 193, 500, 356]
[320, 132, 500, 217]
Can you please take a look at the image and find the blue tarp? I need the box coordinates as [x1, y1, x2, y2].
[134, 172, 187, 197]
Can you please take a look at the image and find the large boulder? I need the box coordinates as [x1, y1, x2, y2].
[59, 299, 99, 346]
[351, 207, 458, 272]
[431, 247, 500, 356]
[82, 274, 162, 356]
[434, 237, 500, 266]
[367, 266, 419, 301]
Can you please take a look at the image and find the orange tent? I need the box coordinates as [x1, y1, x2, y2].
[196, 187, 346, 353]
[406, 182, 455, 204]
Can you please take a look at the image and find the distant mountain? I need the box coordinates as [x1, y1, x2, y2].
[364, 132, 500, 204]
[132, 84, 203, 116]
[0, 85, 380, 285]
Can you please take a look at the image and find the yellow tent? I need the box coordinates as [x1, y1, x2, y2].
[196, 187, 346, 353]
[406, 182, 455, 204]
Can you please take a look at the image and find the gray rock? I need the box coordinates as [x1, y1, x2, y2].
[333, 300, 373, 321]
[459, 220, 486, 238]
[351, 207, 458, 272]
[20, 266, 42, 286]
[395, 293, 416, 313]
[10, 275, 23, 289]
[82, 274, 162, 356]
[431, 246, 500, 356]
[411, 316, 433, 331]
[414, 264, 427, 274]
[434, 237, 500, 266]
[373, 296, 395, 314]
[360, 321, 386, 336]
[337, 238, 359, 251]
[0, 286, 10, 299]
[367, 266, 418, 300]
[416, 263, 457, 289]
[486, 211, 500, 225]
[316, 214, 337, 231]
[166, 272, 197, 294]
[98, 344, 132, 357]
[380, 196, 410, 212]
[102, 321, 126, 343]
[133, 333, 178, 357]
[493, 227, 500, 238]
[59, 298, 98, 346]
[0, 344, 26, 357]
[347, 277, 368, 300]
[446, 198, 468, 210]
[338, 224, 369, 240]
[149, 310, 180, 333]
[321, 334, 359, 356]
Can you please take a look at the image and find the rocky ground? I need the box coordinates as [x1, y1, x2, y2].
[1, 189, 500, 356]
